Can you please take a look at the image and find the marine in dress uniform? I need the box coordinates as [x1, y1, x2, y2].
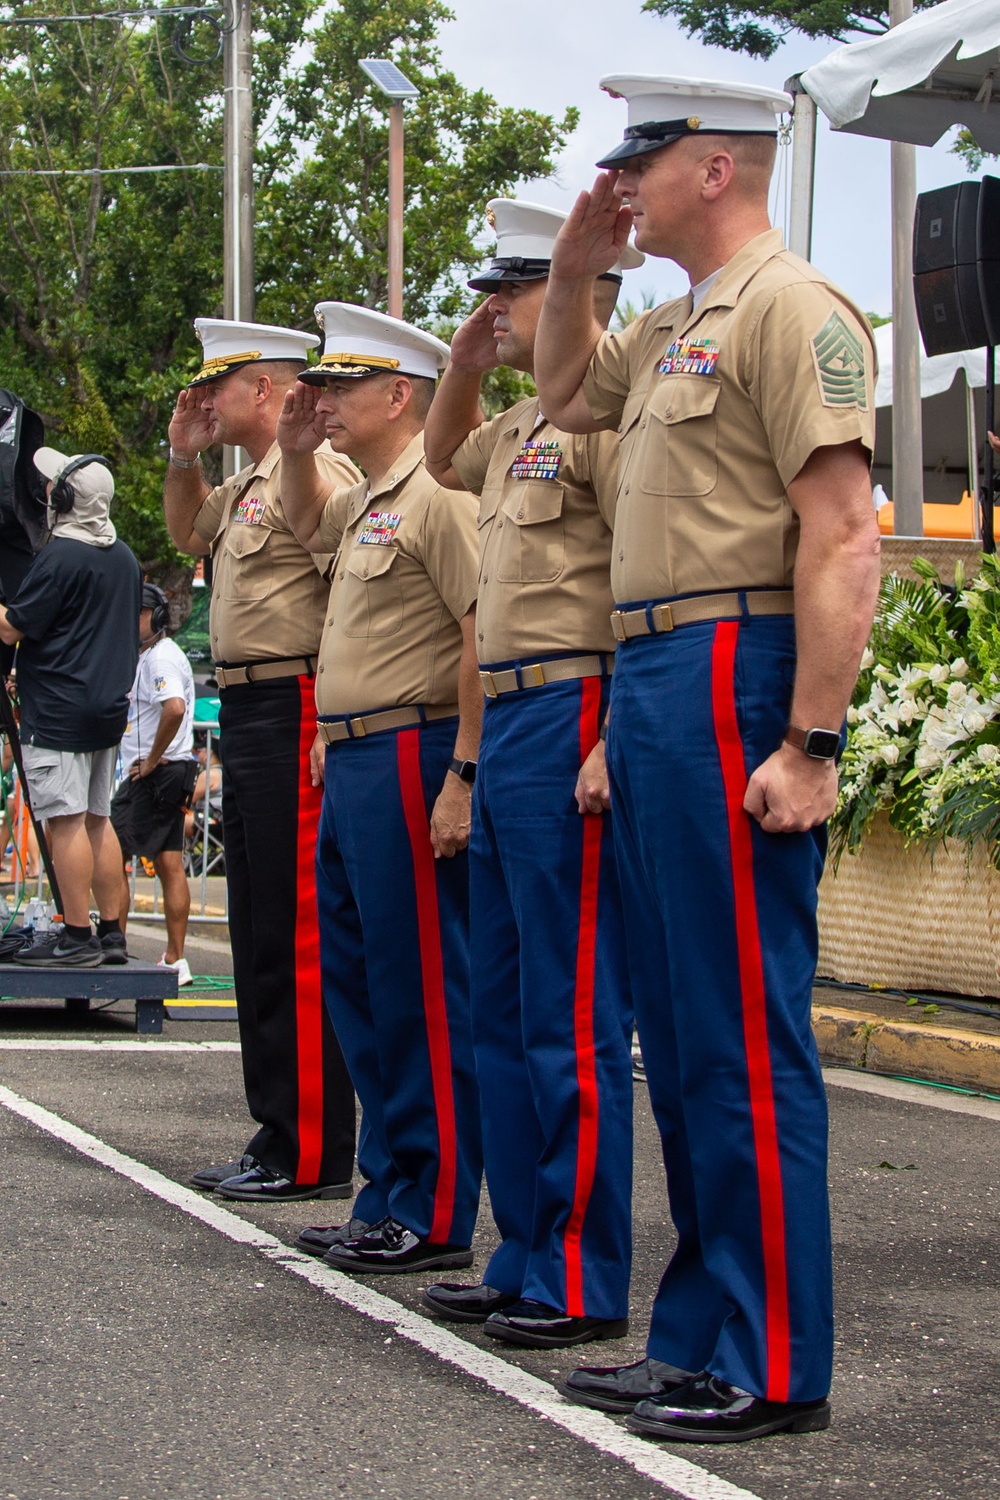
[419, 200, 641, 1349]
[534, 77, 881, 1441]
[277, 304, 484, 1274]
[163, 320, 359, 1203]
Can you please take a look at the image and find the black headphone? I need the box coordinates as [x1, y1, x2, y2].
[141, 583, 170, 636]
[49, 453, 110, 515]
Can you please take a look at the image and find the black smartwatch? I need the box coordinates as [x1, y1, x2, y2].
[449, 756, 477, 784]
[784, 724, 840, 761]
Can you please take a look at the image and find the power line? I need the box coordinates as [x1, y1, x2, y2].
[0, 163, 222, 176]
[0, 7, 217, 23]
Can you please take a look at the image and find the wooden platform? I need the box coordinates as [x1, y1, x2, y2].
[0, 958, 178, 1033]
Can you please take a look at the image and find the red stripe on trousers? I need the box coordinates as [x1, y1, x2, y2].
[396, 728, 458, 1243]
[293, 676, 325, 1185]
[710, 623, 791, 1401]
[562, 678, 605, 1317]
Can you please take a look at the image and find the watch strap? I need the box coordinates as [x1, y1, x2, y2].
[449, 756, 477, 784]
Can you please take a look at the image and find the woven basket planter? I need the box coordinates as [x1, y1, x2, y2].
[817, 813, 1000, 999]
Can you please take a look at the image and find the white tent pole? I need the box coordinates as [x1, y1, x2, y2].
[889, 0, 924, 536]
[787, 80, 817, 260]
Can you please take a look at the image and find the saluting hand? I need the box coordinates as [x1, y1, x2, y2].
[449, 298, 503, 374]
[550, 172, 634, 281]
[744, 743, 838, 833]
[168, 388, 212, 457]
[575, 737, 611, 815]
[277, 382, 326, 454]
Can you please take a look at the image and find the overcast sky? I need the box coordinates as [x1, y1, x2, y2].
[435, 0, 975, 316]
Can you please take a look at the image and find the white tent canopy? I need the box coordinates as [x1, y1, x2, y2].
[800, 0, 1000, 150]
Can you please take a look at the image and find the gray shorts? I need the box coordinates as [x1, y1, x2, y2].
[20, 744, 118, 821]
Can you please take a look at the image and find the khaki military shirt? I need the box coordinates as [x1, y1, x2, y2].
[581, 229, 876, 604]
[451, 398, 619, 663]
[314, 432, 478, 717]
[192, 441, 359, 664]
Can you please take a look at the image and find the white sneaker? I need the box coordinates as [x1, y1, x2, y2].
[158, 954, 193, 987]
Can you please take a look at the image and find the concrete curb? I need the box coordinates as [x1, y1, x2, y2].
[813, 1005, 1000, 1095]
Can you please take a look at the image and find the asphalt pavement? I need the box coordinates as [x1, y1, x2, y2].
[0, 928, 998, 1500]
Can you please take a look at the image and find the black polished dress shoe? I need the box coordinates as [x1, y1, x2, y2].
[322, 1216, 474, 1274]
[215, 1163, 354, 1203]
[422, 1282, 519, 1323]
[190, 1153, 258, 1191]
[295, 1217, 370, 1257]
[559, 1356, 698, 1413]
[483, 1299, 629, 1350]
[626, 1373, 831, 1443]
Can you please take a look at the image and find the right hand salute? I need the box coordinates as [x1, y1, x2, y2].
[551, 172, 634, 281]
[449, 297, 503, 374]
[168, 387, 213, 457]
[277, 382, 326, 454]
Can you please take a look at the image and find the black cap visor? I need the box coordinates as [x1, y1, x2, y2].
[467, 257, 551, 293]
[596, 118, 777, 170]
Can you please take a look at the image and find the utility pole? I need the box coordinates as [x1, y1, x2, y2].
[889, 0, 924, 536]
[223, 0, 253, 476]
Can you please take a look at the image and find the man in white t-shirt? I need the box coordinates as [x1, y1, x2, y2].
[110, 584, 196, 984]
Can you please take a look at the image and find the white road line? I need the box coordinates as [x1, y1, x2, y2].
[823, 1066, 1000, 1122]
[0, 1082, 763, 1500]
[0, 1039, 241, 1052]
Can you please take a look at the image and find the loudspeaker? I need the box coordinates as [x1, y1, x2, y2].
[49, 452, 109, 514]
[141, 583, 170, 635]
[913, 178, 1000, 356]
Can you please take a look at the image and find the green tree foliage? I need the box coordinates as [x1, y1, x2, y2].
[0, 0, 576, 574]
[639, 0, 939, 60]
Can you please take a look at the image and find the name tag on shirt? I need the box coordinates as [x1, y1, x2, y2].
[511, 440, 562, 481]
[657, 338, 721, 376]
[357, 511, 402, 545]
[234, 495, 267, 525]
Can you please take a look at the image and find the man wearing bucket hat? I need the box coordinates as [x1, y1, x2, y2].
[163, 320, 360, 1205]
[0, 449, 141, 967]
[417, 199, 640, 1349]
[534, 76, 881, 1441]
[277, 303, 483, 1275]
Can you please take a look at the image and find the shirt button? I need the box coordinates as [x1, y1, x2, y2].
[516, 509, 524, 519]
[664, 407, 673, 418]
[478, 631, 484, 641]
[362, 567, 369, 577]
[641, 419, 647, 428]
[319, 664, 325, 673]
[618, 550, 624, 561]
[497, 520, 503, 529]
[624, 486, 630, 495]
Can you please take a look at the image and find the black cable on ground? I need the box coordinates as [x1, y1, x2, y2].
[814, 975, 1000, 1022]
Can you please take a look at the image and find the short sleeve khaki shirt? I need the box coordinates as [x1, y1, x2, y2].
[451, 397, 619, 663]
[314, 432, 479, 717]
[581, 229, 876, 603]
[192, 441, 360, 664]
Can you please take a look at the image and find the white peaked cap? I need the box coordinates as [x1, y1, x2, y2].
[596, 75, 792, 167]
[301, 303, 451, 383]
[190, 319, 320, 386]
[468, 198, 643, 290]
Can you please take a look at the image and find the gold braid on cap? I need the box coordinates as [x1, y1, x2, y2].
[317, 352, 401, 372]
[195, 350, 262, 380]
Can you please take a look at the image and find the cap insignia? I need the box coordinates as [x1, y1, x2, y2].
[687, 116, 701, 130]
[485, 206, 496, 229]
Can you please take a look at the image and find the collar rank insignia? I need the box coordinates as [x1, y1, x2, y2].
[511, 439, 562, 481]
[234, 494, 266, 525]
[357, 511, 402, 545]
[812, 311, 868, 410]
[657, 338, 721, 376]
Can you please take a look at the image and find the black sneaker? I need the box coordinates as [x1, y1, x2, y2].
[100, 930, 129, 965]
[14, 929, 103, 968]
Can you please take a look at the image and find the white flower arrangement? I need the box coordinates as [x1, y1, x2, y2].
[833, 556, 1000, 864]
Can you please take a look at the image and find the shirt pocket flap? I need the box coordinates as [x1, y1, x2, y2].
[501, 480, 566, 526]
[647, 378, 721, 425]
[223, 523, 271, 559]
[344, 545, 398, 581]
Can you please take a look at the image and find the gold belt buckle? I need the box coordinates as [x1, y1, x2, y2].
[521, 663, 546, 689]
[480, 672, 498, 699]
[610, 612, 627, 643]
[349, 717, 367, 739]
[652, 604, 674, 634]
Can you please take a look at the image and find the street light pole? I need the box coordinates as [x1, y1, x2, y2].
[359, 59, 420, 321]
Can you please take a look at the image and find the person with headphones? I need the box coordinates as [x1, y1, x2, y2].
[0, 447, 142, 967]
[109, 583, 197, 984]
